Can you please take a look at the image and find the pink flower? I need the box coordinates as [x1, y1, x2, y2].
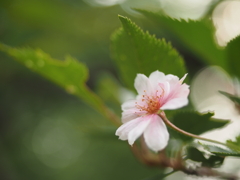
[115, 71, 190, 152]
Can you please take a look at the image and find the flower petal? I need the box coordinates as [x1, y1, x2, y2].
[143, 115, 169, 152]
[159, 81, 171, 99]
[128, 115, 152, 145]
[164, 74, 187, 96]
[159, 74, 189, 110]
[200, 118, 240, 142]
[165, 74, 180, 86]
[115, 117, 142, 140]
[134, 74, 153, 95]
[194, 95, 237, 119]
[179, 73, 188, 84]
[121, 98, 147, 123]
[121, 99, 136, 111]
[161, 97, 189, 110]
[149, 70, 165, 85]
[190, 66, 234, 111]
[122, 109, 145, 123]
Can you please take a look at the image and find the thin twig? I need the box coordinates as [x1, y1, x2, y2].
[159, 111, 240, 151]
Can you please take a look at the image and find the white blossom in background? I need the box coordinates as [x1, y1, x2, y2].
[116, 71, 189, 152]
[212, 0, 240, 46]
[166, 66, 240, 180]
[122, 0, 240, 47]
[191, 66, 240, 142]
[83, 0, 213, 19]
[83, 0, 240, 46]
[120, 0, 213, 19]
[83, 0, 125, 7]
[182, 66, 240, 180]
[160, 0, 214, 20]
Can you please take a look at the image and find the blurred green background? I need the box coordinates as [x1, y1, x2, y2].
[0, 0, 166, 179]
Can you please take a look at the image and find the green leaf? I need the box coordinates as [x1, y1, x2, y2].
[227, 36, 240, 78]
[186, 146, 206, 162]
[186, 146, 224, 168]
[0, 43, 120, 125]
[136, 9, 227, 69]
[111, 15, 186, 90]
[219, 91, 240, 105]
[200, 143, 240, 157]
[227, 135, 240, 147]
[170, 111, 230, 141]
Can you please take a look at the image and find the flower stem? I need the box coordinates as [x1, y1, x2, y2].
[159, 111, 240, 151]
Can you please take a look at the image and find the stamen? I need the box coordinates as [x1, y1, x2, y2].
[135, 90, 162, 114]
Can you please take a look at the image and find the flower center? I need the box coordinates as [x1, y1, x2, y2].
[135, 90, 162, 114]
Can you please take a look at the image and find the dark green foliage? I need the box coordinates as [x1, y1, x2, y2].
[219, 91, 240, 105]
[111, 15, 186, 90]
[170, 111, 230, 141]
[186, 146, 224, 168]
[201, 144, 240, 157]
[227, 135, 240, 147]
[227, 36, 240, 78]
[136, 9, 227, 69]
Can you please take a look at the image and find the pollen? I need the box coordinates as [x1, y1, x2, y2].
[135, 90, 163, 114]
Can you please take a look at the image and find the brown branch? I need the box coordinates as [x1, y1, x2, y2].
[130, 136, 238, 180]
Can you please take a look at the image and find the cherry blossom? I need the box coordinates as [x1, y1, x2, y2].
[186, 66, 240, 180]
[115, 70, 190, 152]
[191, 66, 240, 141]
